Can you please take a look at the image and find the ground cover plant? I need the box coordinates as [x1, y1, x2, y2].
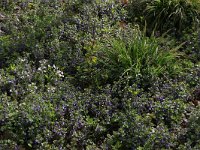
[0, 0, 200, 150]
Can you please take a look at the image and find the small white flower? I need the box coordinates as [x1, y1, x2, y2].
[38, 67, 42, 71]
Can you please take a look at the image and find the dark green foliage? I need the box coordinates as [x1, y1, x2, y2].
[180, 28, 200, 62]
[127, 0, 200, 35]
[0, 0, 200, 150]
[0, 57, 200, 149]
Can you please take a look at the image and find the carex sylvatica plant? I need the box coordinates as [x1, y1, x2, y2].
[126, 0, 200, 35]
[97, 26, 182, 85]
[144, 0, 200, 34]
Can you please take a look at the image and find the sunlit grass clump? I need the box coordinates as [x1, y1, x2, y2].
[98, 28, 182, 82]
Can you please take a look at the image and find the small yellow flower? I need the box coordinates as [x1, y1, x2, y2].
[91, 56, 97, 64]
[128, 88, 140, 96]
[28, 2, 35, 9]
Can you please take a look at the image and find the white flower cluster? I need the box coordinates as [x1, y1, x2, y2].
[18, 58, 26, 62]
[28, 83, 38, 93]
[20, 70, 30, 79]
[37, 59, 64, 78]
[37, 60, 48, 72]
[47, 86, 56, 93]
[52, 64, 64, 78]
[56, 70, 64, 78]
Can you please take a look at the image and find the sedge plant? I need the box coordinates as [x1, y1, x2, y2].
[97, 27, 183, 84]
[144, 0, 200, 34]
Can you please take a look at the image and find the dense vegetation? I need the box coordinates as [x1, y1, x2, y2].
[0, 0, 200, 149]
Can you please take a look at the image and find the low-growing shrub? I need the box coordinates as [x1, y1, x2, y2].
[0, 56, 200, 149]
[0, 1, 200, 150]
[180, 28, 200, 63]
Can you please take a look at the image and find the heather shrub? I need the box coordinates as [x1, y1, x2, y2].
[184, 106, 200, 148]
[0, 0, 126, 75]
[0, 57, 200, 149]
[0, 1, 64, 67]
[180, 29, 200, 63]
[0, 1, 200, 150]
[104, 65, 200, 149]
